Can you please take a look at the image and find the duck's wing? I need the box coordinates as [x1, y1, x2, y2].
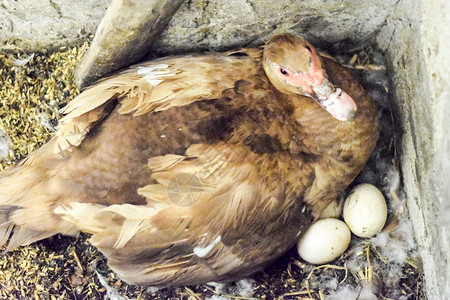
[54, 51, 261, 155]
[53, 142, 290, 286]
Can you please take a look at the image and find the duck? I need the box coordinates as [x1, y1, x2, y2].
[0, 33, 378, 287]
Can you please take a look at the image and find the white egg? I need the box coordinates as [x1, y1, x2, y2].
[297, 218, 351, 264]
[320, 197, 343, 219]
[343, 183, 387, 238]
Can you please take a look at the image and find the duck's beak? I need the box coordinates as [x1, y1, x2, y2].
[311, 78, 357, 121]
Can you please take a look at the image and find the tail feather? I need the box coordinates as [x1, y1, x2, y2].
[0, 141, 76, 251]
[0, 205, 58, 251]
[0, 223, 14, 247]
[0, 205, 22, 247]
[5, 226, 54, 251]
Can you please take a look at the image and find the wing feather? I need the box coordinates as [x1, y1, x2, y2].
[52, 141, 290, 285]
[54, 53, 260, 155]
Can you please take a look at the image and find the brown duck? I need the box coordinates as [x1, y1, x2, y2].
[0, 34, 378, 286]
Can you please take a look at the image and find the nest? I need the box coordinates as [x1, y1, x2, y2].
[0, 43, 424, 299]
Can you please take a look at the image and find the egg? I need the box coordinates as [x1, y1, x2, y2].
[297, 218, 351, 264]
[343, 183, 387, 238]
[320, 197, 343, 219]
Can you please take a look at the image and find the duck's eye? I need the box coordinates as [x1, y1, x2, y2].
[280, 68, 289, 76]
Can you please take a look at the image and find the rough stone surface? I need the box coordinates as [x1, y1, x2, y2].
[376, 0, 450, 298]
[0, 0, 396, 53]
[75, 0, 184, 88]
[153, 0, 397, 55]
[0, 0, 110, 51]
[422, 2, 450, 297]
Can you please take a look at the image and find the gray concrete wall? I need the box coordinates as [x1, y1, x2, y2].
[0, 0, 110, 50]
[376, 0, 450, 298]
[1, 0, 396, 52]
[152, 0, 398, 54]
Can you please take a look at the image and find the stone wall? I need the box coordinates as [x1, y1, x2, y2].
[376, 0, 450, 297]
[0, 0, 110, 50]
[1, 0, 396, 53]
[152, 0, 398, 54]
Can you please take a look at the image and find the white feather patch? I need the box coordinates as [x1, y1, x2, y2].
[193, 235, 221, 258]
[137, 64, 174, 86]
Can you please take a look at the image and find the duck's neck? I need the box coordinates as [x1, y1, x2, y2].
[288, 67, 378, 159]
[290, 95, 352, 155]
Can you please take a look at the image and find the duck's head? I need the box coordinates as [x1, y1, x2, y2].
[263, 33, 357, 121]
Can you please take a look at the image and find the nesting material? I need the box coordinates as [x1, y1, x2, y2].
[0, 43, 423, 299]
[0, 44, 88, 168]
